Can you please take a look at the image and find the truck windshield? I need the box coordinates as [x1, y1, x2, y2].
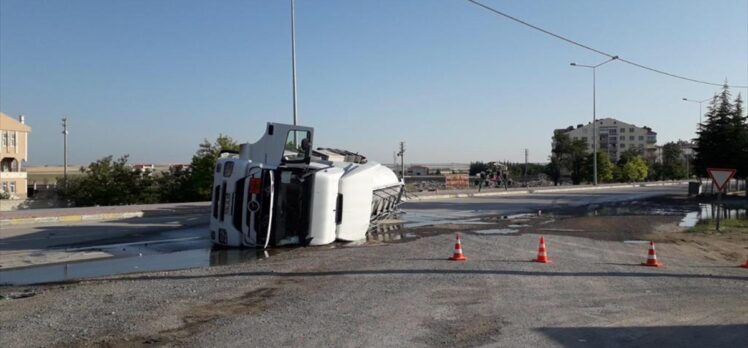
[283, 130, 311, 162]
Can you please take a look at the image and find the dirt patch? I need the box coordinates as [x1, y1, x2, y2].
[416, 287, 506, 347]
[653, 231, 748, 262]
[522, 215, 682, 241]
[97, 282, 288, 347]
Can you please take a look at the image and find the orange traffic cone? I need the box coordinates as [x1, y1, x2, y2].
[642, 241, 663, 267]
[740, 259, 748, 269]
[533, 236, 551, 263]
[448, 233, 467, 261]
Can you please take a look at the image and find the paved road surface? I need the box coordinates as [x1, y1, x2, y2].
[3, 185, 685, 253]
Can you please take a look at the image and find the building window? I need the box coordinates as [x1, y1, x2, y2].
[9, 181, 16, 193]
[1, 182, 7, 193]
[620, 128, 625, 133]
[638, 136, 644, 141]
[620, 135, 625, 140]
[1, 132, 7, 147]
[10, 133, 16, 147]
[621, 143, 626, 148]
[629, 136, 635, 141]
[629, 128, 635, 132]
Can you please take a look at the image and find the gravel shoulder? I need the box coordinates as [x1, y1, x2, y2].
[1, 224, 747, 347]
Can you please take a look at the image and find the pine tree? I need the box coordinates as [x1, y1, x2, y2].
[693, 84, 739, 176]
[729, 93, 747, 179]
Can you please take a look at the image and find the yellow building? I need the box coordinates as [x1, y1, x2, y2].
[0, 112, 31, 199]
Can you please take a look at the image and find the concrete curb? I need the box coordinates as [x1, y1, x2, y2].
[0, 207, 208, 227]
[404, 181, 689, 201]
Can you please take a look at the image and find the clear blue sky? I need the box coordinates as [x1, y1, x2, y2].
[1, 0, 746, 166]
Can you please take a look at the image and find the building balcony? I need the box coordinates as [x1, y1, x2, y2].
[0, 171, 27, 179]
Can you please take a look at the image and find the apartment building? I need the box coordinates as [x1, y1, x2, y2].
[0, 112, 32, 199]
[554, 117, 657, 161]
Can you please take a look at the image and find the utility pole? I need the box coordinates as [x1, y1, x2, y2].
[397, 142, 405, 180]
[290, 0, 298, 126]
[524, 148, 529, 182]
[62, 118, 69, 189]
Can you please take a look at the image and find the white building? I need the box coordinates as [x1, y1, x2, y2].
[554, 118, 657, 161]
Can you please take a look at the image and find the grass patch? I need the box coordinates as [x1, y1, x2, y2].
[689, 219, 748, 234]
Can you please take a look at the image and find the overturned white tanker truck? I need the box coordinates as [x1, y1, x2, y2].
[209, 123, 404, 248]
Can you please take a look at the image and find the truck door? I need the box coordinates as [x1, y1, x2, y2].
[271, 168, 313, 246]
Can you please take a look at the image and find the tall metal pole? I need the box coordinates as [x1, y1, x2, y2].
[398, 142, 405, 180]
[682, 97, 711, 131]
[291, 0, 298, 126]
[62, 118, 68, 189]
[570, 56, 616, 186]
[592, 67, 597, 186]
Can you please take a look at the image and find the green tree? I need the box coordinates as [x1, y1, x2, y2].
[661, 142, 686, 180]
[583, 152, 614, 183]
[469, 161, 488, 176]
[620, 156, 648, 182]
[544, 156, 563, 186]
[647, 162, 664, 181]
[567, 138, 588, 185]
[156, 167, 194, 203]
[189, 135, 240, 201]
[546, 130, 572, 185]
[729, 93, 747, 181]
[694, 84, 747, 179]
[57, 155, 143, 206]
[617, 148, 643, 167]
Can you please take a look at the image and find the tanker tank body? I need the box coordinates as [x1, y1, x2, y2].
[210, 122, 403, 248]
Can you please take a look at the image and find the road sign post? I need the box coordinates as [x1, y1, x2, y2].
[716, 190, 721, 231]
[706, 168, 737, 232]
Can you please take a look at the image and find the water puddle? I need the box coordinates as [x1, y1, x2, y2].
[398, 210, 492, 228]
[582, 202, 746, 229]
[677, 204, 747, 228]
[367, 224, 419, 242]
[0, 236, 289, 286]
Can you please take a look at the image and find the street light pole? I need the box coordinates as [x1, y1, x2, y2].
[592, 67, 596, 185]
[290, 0, 298, 126]
[682, 97, 711, 130]
[570, 56, 618, 186]
[62, 118, 68, 189]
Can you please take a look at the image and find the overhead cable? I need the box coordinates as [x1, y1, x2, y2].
[466, 0, 748, 89]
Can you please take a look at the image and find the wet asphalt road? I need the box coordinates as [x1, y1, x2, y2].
[0, 185, 688, 285]
[5, 185, 685, 250]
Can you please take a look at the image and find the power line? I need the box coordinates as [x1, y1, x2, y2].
[466, 0, 748, 89]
